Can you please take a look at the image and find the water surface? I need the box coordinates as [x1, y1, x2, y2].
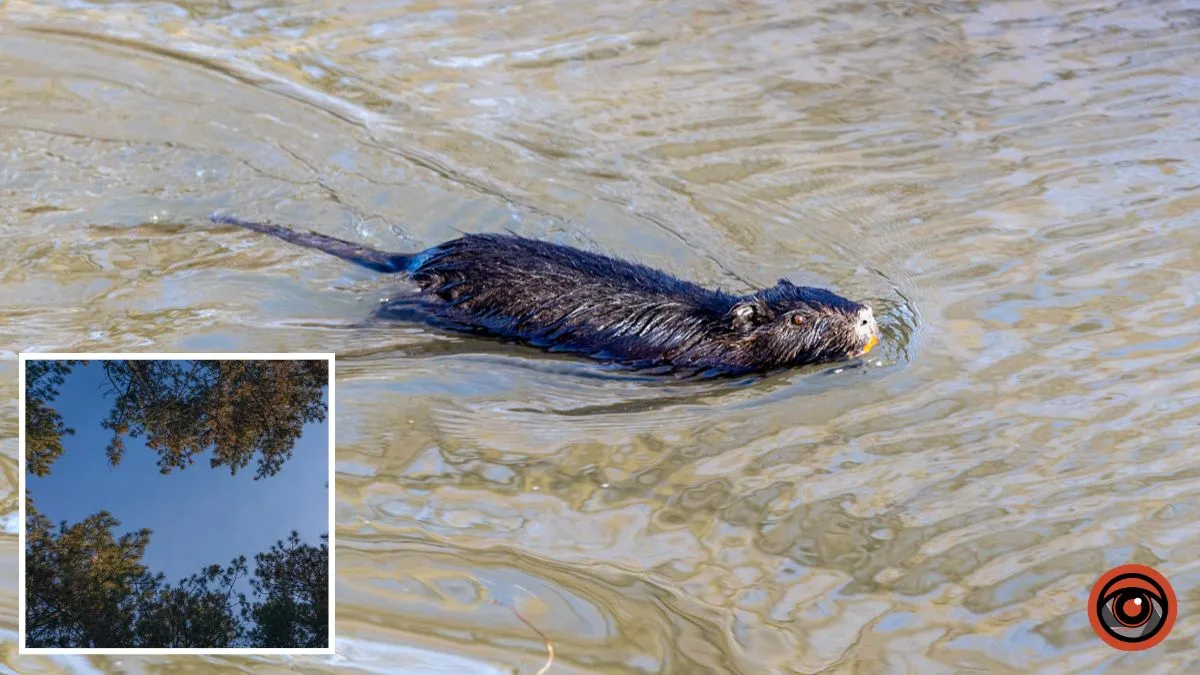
[3, 0, 1200, 672]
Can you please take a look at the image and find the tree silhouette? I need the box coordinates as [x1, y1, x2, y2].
[24, 498, 157, 648]
[134, 557, 248, 648]
[24, 359, 328, 479]
[25, 503, 329, 649]
[244, 532, 330, 648]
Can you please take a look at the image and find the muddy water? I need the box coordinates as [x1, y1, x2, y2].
[2, 0, 1200, 672]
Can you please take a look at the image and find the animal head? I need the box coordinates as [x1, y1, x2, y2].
[726, 279, 880, 366]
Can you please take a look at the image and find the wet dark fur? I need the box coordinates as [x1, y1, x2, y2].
[212, 214, 877, 375]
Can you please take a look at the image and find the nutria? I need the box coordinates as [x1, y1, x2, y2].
[211, 214, 880, 375]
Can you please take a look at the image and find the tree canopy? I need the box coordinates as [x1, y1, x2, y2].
[244, 531, 330, 648]
[24, 498, 155, 648]
[25, 360, 80, 478]
[25, 501, 329, 649]
[26, 359, 328, 479]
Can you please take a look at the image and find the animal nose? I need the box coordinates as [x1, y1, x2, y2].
[855, 306, 880, 356]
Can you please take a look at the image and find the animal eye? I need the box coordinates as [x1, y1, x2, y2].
[791, 314, 805, 326]
[861, 319, 869, 326]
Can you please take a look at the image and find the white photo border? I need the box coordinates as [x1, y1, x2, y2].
[17, 352, 337, 656]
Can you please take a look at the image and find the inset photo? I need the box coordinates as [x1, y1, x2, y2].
[18, 354, 335, 655]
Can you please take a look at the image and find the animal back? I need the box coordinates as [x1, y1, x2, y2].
[411, 234, 735, 361]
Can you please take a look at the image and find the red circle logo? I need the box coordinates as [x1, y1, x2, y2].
[1088, 564, 1176, 651]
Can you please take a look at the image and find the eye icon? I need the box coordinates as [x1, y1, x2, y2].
[1088, 564, 1176, 651]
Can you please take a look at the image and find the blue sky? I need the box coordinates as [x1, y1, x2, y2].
[26, 360, 330, 598]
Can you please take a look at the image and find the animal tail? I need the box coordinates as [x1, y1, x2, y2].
[210, 213, 416, 274]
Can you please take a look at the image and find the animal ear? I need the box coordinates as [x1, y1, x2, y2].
[730, 298, 770, 331]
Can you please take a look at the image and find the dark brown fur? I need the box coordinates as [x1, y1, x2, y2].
[212, 215, 880, 375]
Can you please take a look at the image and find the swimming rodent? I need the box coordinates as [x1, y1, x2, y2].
[211, 214, 881, 375]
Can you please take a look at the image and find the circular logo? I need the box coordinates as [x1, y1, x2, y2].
[1088, 564, 1176, 651]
